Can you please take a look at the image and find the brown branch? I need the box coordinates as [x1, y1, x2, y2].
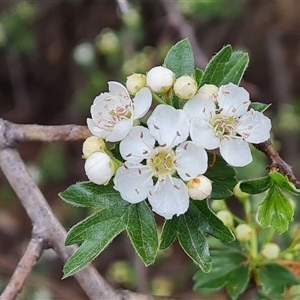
[0, 237, 43, 300]
[254, 139, 300, 189]
[0, 118, 182, 300]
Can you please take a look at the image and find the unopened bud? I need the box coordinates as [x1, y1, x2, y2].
[216, 210, 234, 227]
[173, 75, 197, 100]
[210, 200, 227, 212]
[84, 152, 115, 185]
[146, 66, 175, 94]
[187, 175, 212, 200]
[126, 74, 147, 95]
[235, 224, 252, 242]
[198, 84, 219, 101]
[82, 136, 107, 159]
[261, 242, 280, 259]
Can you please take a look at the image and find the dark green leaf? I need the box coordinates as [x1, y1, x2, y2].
[63, 234, 123, 278]
[193, 250, 247, 291]
[192, 201, 235, 242]
[172, 94, 186, 109]
[257, 185, 294, 234]
[126, 202, 158, 266]
[249, 102, 271, 113]
[240, 176, 271, 194]
[177, 207, 211, 272]
[59, 181, 126, 208]
[226, 264, 250, 299]
[269, 171, 300, 195]
[160, 218, 178, 250]
[194, 68, 203, 86]
[258, 263, 299, 296]
[164, 39, 195, 77]
[205, 153, 237, 199]
[200, 45, 249, 87]
[65, 207, 129, 245]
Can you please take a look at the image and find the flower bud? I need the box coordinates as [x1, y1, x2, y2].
[261, 242, 280, 259]
[210, 200, 227, 212]
[187, 175, 212, 200]
[146, 66, 175, 94]
[216, 210, 234, 228]
[73, 42, 95, 67]
[96, 28, 120, 55]
[198, 84, 219, 101]
[173, 75, 197, 100]
[84, 152, 115, 185]
[82, 136, 107, 159]
[235, 224, 253, 242]
[126, 74, 147, 95]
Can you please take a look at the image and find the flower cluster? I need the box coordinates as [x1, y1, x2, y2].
[83, 65, 271, 219]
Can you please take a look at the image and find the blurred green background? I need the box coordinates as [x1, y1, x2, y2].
[0, 1, 300, 299]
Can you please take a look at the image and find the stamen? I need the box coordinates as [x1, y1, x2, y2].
[154, 124, 160, 130]
[140, 131, 144, 138]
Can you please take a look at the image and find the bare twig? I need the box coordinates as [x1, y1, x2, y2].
[0, 237, 43, 300]
[254, 139, 300, 189]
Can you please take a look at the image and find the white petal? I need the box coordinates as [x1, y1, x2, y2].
[106, 119, 133, 142]
[108, 81, 131, 107]
[113, 163, 153, 204]
[237, 109, 271, 143]
[148, 177, 189, 219]
[119, 126, 155, 162]
[183, 93, 216, 121]
[190, 118, 220, 150]
[175, 141, 208, 181]
[87, 118, 110, 139]
[132, 87, 152, 119]
[220, 138, 252, 167]
[147, 105, 189, 148]
[217, 83, 250, 117]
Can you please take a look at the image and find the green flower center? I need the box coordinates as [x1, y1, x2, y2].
[147, 147, 176, 177]
[211, 115, 238, 139]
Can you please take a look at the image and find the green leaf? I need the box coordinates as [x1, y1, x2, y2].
[258, 263, 299, 296]
[126, 202, 158, 266]
[164, 39, 195, 77]
[269, 171, 300, 195]
[192, 201, 235, 242]
[63, 232, 124, 278]
[226, 265, 250, 299]
[65, 207, 129, 245]
[200, 45, 249, 87]
[177, 206, 211, 272]
[193, 250, 247, 292]
[240, 176, 271, 194]
[205, 153, 237, 199]
[160, 218, 178, 250]
[257, 185, 294, 234]
[59, 181, 125, 208]
[249, 102, 271, 112]
[194, 68, 203, 86]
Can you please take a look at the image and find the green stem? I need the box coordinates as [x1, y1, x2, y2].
[251, 227, 258, 259]
[152, 92, 166, 105]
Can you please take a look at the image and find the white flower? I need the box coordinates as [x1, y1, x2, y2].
[85, 152, 115, 185]
[146, 66, 175, 94]
[173, 75, 198, 100]
[187, 175, 212, 200]
[113, 104, 208, 219]
[87, 81, 152, 142]
[183, 82, 272, 167]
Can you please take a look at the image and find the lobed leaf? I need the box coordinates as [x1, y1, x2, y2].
[59, 181, 125, 208]
[126, 202, 159, 266]
[257, 185, 294, 234]
[177, 207, 212, 273]
[240, 176, 271, 194]
[249, 102, 271, 113]
[164, 39, 195, 78]
[269, 171, 300, 195]
[200, 45, 249, 87]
